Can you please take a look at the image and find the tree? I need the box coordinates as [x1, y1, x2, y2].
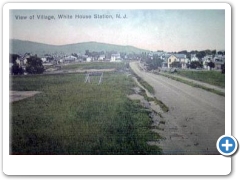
[85, 50, 90, 56]
[9, 54, 20, 64]
[205, 49, 213, 55]
[211, 50, 216, 55]
[221, 63, 225, 74]
[207, 61, 215, 70]
[71, 53, 78, 58]
[196, 51, 206, 61]
[190, 61, 203, 69]
[217, 51, 225, 56]
[26, 56, 44, 74]
[11, 63, 24, 75]
[177, 50, 188, 55]
[171, 61, 181, 68]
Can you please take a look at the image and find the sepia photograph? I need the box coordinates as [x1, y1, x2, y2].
[9, 8, 225, 156]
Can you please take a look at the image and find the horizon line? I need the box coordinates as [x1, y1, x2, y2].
[10, 38, 224, 53]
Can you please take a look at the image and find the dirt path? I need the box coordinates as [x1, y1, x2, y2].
[130, 61, 225, 155]
[10, 91, 41, 103]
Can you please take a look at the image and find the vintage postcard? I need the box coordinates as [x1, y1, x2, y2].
[3, 2, 232, 175]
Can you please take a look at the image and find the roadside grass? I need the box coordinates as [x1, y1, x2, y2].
[159, 73, 225, 97]
[131, 71, 154, 94]
[176, 70, 225, 88]
[10, 72, 162, 155]
[130, 67, 169, 113]
[153, 98, 169, 113]
[61, 62, 126, 70]
[138, 89, 169, 113]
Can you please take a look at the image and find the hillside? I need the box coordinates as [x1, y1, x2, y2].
[9, 39, 149, 56]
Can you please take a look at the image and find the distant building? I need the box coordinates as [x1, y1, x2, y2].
[190, 54, 199, 62]
[166, 54, 188, 68]
[110, 53, 121, 62]
[16, 53, 31, 67]
[41, 57, 47, 63]
[162, 62, 168, 68]
[98, 54, 105, 61]
[64, 55, 77, 62]
[86, 57, 92, 62]
[202, 55, 213, 69]
[214, 51, 225, 70]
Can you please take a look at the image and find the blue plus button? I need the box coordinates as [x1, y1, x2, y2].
[217, 135, 238, 156]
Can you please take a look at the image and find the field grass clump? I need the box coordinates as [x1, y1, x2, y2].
[10, 72, 162, 155]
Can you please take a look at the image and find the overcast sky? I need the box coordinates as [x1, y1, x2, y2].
[10, 9, 225, 52]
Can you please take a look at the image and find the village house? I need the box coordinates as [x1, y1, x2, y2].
[190, 54, 199, 62]
[166, 54, 188, 69]
[214, 51, 225, 70]
[86, 57, 92, 62]
[98, 54, 105, 61]
[110, 53, 121, 62]
[41, 57, 47, 63]
[11, 53, 32, 74]
[15, 53, 31, 67]
[64, 55, 77, 63]
[202, 55, 213, 69]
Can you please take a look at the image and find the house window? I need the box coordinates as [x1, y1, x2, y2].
[169, 59, 171, 63]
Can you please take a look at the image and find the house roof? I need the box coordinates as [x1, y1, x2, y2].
[111, 53, 120, 57]
[163, 54, 172, 59]
[165, 54, 186, 59]
[174, 54, 186, 59]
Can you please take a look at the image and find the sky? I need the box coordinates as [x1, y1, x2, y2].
[10, 9, 225, 52]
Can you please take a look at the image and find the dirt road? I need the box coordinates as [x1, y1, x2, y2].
[130, 61, 225, 155]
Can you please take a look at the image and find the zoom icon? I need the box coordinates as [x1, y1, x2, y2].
[216, 135, 238, 156]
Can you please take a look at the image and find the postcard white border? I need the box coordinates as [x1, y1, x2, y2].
[3, 2, 231, 175]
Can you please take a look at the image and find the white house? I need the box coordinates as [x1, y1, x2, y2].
[190, 54, 199, 62]
[64, 55, 77, 62]
[167, 54, 187, 68]
[41, 57, 47, 63]
[214, 51, 225, 70]
[202, 55, 213, 69]
[86, 57, 92, 62]
[110, 53, 121, 62]
[16, 54, 30, 67]
[98, 54, 105, 61]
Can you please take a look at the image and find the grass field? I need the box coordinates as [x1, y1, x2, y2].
[10, 65, 162, 155]
[176, 70, 225, 88]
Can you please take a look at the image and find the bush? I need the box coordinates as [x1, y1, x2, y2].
[171, 61, 181, 68]
[190, 61, 203, 69]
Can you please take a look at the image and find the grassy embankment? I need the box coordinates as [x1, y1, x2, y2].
[159, 70, 225, 96]
[176, 70, 225, 88]
[10, 63, 162, 155]
[130, 70, 169, 113]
